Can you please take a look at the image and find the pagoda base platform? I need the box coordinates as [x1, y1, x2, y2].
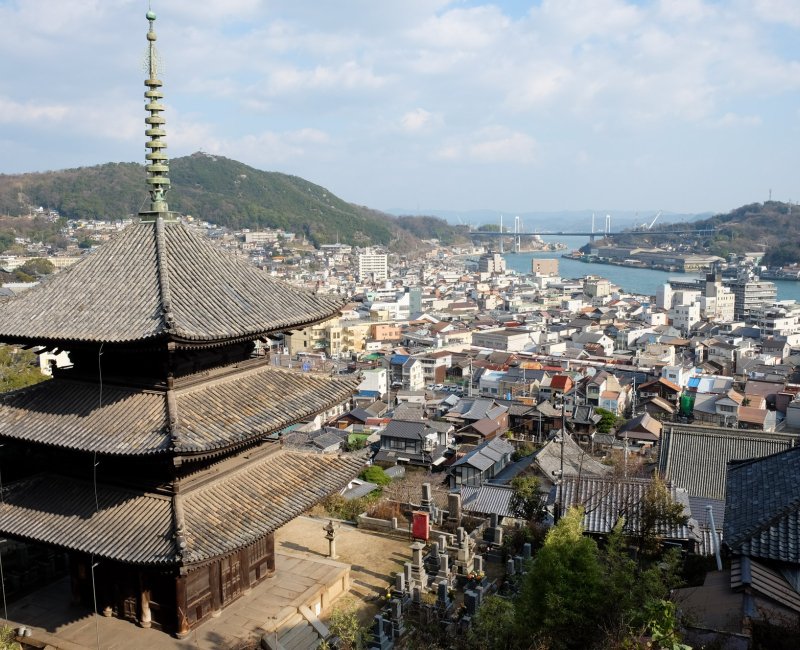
[6, 551, 350, 650]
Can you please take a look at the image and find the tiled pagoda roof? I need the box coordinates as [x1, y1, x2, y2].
[0, 449, 364, 566]
[0, 218, 343, 347]
[0, 361, 359, 457]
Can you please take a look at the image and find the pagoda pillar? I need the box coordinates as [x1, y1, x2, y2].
[175, 574, 190, 638]
[138, 572, 152, 628]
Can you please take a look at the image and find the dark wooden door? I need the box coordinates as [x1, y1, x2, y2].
[221, 555, 241, 603]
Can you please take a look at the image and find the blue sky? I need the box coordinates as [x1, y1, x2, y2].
[0, 0, 798, 216]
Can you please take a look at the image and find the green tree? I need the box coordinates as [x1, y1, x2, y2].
[516, 507, 603, 649]
[0, 344, 48, 392]
[595, 407, 624, 433]
[17, 257, 54, 276]
[508, 475, 547, 523]
[466, 595, 516, 650]
[359, 465, 391, 487]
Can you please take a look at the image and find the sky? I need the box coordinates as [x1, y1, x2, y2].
[0, 0, 798, 217]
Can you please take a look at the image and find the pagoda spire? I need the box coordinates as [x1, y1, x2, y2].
[143, 7, 170, 213]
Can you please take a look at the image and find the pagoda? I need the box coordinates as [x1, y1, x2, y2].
[0, 9, 362, 637]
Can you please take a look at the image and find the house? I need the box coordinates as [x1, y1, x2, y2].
[637, 377, 681, 404]
[459, 483, 516, 521]
[374, 420, 450, 468]
[448, 437, 514, 488]
[723, 447, 800, 636]
[554, 476, 698, 551]
[569, 404, 602, 442]
[640, 396, 677, 421]
[616, 412, 662, 445]
[533, 434, 611, 490]
[657, 423, 795, 558]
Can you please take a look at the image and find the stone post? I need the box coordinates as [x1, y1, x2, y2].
[447, 493, 462, 524]
[324, 520, 338, 559]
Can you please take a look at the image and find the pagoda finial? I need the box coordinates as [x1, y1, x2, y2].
[143, 6, 170, 213]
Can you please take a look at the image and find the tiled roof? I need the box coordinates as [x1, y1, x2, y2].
[724, 446, 800, 563]
[0, 362, 358, 456]
[451, 436, 513, 471]
[0, 474, 176, 564]
[182, 450, 364, 563]
[658, 424, 794, 500]
[0, 449, 363, 566]
[380, 420, 427, 441]
[534, 434, 611, 480]
[0, 219, 343, 346]
[556, 476, 696, 542]
[460, 484, 515, 518]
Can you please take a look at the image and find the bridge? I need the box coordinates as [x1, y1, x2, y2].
[466, 229, 713, 237]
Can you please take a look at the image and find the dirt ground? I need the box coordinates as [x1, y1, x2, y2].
[274, 515, 414, 624]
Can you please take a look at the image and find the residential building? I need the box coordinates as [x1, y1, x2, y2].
[358, 249, 388, 281]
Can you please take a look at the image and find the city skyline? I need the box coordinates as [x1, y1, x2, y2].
[0, 0, 798, 216]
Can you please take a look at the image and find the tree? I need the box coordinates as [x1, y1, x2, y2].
[359, 465, 391, 487]
[508, 475, 547, 523]
[0, 344, 48, 392]
[595, 407, 621, 433]
[635, 475, 689, 558]
[319, 598, 369, 650]
[516, 507, 604, 650]
[466, 595, 516, 650]
[17, 257, 54, 277]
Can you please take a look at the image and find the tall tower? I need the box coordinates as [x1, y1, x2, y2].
[0, 8, 362, 638]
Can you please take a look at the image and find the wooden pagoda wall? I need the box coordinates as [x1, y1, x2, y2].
[70, 533, 275, 637]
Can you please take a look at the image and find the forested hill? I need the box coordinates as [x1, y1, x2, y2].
[0, 152, 461, 249]
[607, 201, 800, 265]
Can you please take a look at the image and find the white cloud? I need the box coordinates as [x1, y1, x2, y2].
[0, 97, 69, 124]
[436, 127, 537, 164]
[752, 0, 800, 28]
[400, 108, 439, 133]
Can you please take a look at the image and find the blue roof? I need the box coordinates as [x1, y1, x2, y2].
[687, 377, 700, 389]
[391, 354, 410, 365]
[358, 390, 381, 398]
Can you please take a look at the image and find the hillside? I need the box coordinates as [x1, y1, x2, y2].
[604, 201, 799, 265]
[0, 153, 461, 250]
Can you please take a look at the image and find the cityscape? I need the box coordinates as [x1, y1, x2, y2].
[0, 3, 799, 650]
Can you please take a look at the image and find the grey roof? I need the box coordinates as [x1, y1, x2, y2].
[724, 446, 800, 563]
[0, 448, 363, 566]
[380, 420, 427, 440]
[460, 484, 515, 518]
[0, 362, 358, 457]
[342, 480, 379, 500]
[658, 424, 794, 500]
[0, 474, 175, 565]
[312, 432, 344, 451]
[392, 402, 425, 421]
[451, 436, 513, 471]
[556, 476, 696, 542]
[535, 435, 611, 480]
[0, 219, 343, 346]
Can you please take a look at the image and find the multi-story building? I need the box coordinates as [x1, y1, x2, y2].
[477, 252, 506, 274]
[358, 249, 388, 282]
[531, 258, 558, 276]
[752, 302, 800, 342]
[728, 273, 777, 322]
[471, 327, 534, 352]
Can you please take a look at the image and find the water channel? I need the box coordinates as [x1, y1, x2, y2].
[500, 235, 800, 303]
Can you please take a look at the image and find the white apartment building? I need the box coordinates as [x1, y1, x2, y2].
[358, 250, 389, 282]
[753, 302, 800, 342]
